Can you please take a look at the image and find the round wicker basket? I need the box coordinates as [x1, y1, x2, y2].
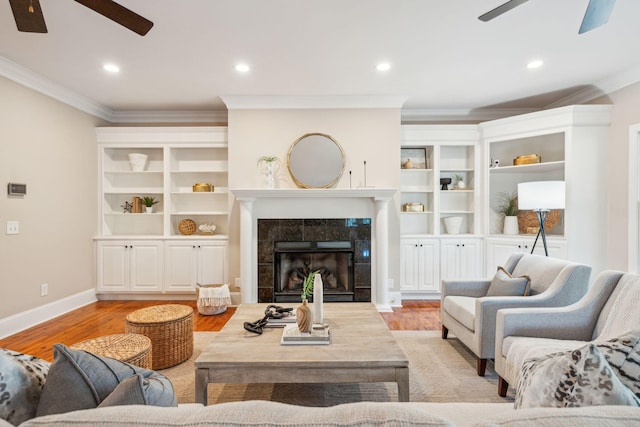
[517, 210, 561, 234]
[178, 219, 197, 235]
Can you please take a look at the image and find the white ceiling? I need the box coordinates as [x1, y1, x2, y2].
[2, 0, 640, 120]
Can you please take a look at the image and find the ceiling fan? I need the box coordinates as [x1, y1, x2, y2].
[478, 0, 616, 34]
[8, 0, 153, 36]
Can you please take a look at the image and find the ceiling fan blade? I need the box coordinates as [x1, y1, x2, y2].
[74, 0, 153, 36]
[579, 0, 616, 34]
[8, 0, 47, 33]
[478, 0, 529, 22]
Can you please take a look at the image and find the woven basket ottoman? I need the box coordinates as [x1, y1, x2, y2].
[125, 304, 194, 369]
[70, 333, 152, 369]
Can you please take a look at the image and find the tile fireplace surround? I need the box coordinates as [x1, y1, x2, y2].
[232, 188, 396, 311]
[258, 218, 371, 303]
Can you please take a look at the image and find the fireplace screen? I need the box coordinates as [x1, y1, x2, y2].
[274, 241, 354, 302]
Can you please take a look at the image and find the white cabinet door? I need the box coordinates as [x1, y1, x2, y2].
[164, 242, 198, 291]
[97, 242, 128, 291]
[129, 242, 164, 291]
[486, 237, 568, 273]
[198, 242, 228, 285]
[97, 240, 163, 292]
[458, 239, 483, 279]
[400, 238, 439, 292]
[441, 238, 483, 281]
[165, 240, 229, 291]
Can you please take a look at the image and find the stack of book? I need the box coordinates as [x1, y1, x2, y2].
[280, 324, 330, 345]
[265, 312, 297, 328]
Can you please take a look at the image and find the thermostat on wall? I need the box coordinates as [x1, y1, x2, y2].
[8, 183, 27, 196]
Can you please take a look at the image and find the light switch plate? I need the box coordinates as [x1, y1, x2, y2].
[6, 221, 19, 235]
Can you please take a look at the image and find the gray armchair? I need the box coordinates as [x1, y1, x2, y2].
[440, 253, 591, 376]
[495, 270, 627, 396]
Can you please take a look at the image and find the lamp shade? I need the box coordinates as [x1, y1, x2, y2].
[517, 181, 565, 210]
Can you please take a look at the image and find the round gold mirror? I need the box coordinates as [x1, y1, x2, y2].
[287, 133, 345, 188]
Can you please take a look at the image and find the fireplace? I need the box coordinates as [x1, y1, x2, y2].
[274, 241, 354, 302]
[257, 218, 371, 303]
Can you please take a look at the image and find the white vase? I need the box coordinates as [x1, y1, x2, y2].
[128, 153, 148, 172]
[261, 162, 279, 189]
[456, 180, 466, 189]
[145, 206, 153, 213]
[503, 216, 519, 235]
[313, 273, 324, 325]
[444, 216, 463, 234]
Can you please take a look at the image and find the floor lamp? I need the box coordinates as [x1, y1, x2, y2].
[517, 181, 565, 256]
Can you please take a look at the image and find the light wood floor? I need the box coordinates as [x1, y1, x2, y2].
[0, 300, 441, 362]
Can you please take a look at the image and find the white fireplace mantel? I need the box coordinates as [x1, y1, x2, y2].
[232, 188, 397, 200]
[231, 188, 397, 311]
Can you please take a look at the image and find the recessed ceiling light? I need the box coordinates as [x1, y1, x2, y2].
[235, 63, 250, 73]
[527, 60, 543, 69]
[103, 63, 120, 73]
[376, 62, 391, 72]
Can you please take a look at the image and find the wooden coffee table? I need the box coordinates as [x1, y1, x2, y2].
[195, 303, 409, 404]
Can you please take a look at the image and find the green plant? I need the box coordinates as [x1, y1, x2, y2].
[498, 192, 518, 216]
[257, 155, 280, 166]
[141, 196, 159, 207]
[301, 270, 320, 301]
[454, 174, 464, 183]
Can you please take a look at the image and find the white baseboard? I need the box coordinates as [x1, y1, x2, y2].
[0, 289, 97, 339]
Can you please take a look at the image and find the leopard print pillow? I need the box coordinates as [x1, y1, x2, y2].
[596, 330, 640, 399]
[515, 343, 640, 409]
[0, 348, 50, 426]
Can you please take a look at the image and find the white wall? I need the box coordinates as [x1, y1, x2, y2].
[590, 82, 640, 270]
[226, 108, 402, 292]
[0, 76, 103, 319]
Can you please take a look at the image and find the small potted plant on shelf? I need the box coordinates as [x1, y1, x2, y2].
[141, 196, 159, 213]
[454, 174, 466, 190]
[498, 192, 519, 235]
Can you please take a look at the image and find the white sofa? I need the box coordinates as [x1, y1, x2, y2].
[9, 400, 640, 427]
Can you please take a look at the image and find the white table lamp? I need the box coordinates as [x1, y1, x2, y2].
[517, 181, 565, 256]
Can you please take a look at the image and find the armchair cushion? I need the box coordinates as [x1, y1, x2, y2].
[442, 296, 476, 332]
[487, 266, 531, 297]
[515, 342, 640, 409]
[503, 336, 588, 388]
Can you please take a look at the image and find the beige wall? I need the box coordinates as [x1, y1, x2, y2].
[590, 82, 640, 270]
[0, 76, 103, 318]
[226, 108, 402, 291]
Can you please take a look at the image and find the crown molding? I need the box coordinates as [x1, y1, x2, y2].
[109, 110, 228, 124]
[221, 95, 407, 110]
[0, 56, 113, 121]
[400, 108, 540, 123]
[546, 62, 640, 108]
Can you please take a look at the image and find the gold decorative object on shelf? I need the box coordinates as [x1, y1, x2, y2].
[178, 219, 197, 235]
[513, 154, 541, 165]
[402, 202, 424, 212]
[193, 183, 213, 192]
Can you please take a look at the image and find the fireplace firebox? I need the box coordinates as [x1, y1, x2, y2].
[274, 241, 354, 302]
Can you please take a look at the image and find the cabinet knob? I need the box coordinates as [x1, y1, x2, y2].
[419, 244, 423, 247]
[197, 245, 201, 249]
[456, 244, 460, 247]
[461, 244, 465, 247]
[524, 245, 529, 249]
[192, 245, 196, 249]
[518, 245, 522, 249]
